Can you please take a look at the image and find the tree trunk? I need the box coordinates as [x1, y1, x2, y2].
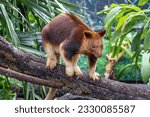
[0, 36, 150, 100]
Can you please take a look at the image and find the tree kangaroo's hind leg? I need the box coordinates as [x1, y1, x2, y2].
[43, 42, 59, 100]
[43, 42, 57, 70]
[45, 55, 61, 100]
[44, 55, 61, 100]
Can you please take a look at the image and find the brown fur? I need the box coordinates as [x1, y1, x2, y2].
[41, 13, 106, 80]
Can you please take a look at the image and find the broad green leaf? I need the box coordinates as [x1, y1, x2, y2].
[105, 7, 123, 37]
[141, 52, 150, 83]
[121, 45, 133, 58]
[132, 49, 142, 62]
[116, 12, 134, 31]
[111, 30, 121, 42]
[111, 41, 118, 57]
[138, 0, 149, 6]
[116, 35, 126, 56]
[144, 30, 150, 51]
[131, 31, 142, 52]
[142, 9, 150, 13]
[141, 20, 150, 39]
[105, 6, 122, 28]
[121, 4, 141, 11]
[122, 13, 145, 33]
[116, 64, 133, 80]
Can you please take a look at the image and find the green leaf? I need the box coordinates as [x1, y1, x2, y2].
[54, 0, 69, 13]
[116, 12, 134, 31]
[34, 93, 42, 100]
[116, 34, 126, 56]
[105, 6, 122, 28]
[0, 89, 16, 100]
[111, 30, 121, 56]
[104, 6, 123, 37]
[138, 0, 149, 6]
[25, 82, 30, 100]
[121, 4, 141, 11]
[131, 31, 142, 52]
[116, 64, 133, 80]
[141, 52, 150, 83]
[19, 46, 45, 57]
[97, 9, 110, 15]
[58, 0, 79, 11]
[111, 30, 121, 42]
[0, 4, 20, 47]
[17, 32, 41, 47]
[144, 30, 150, 51]
[122, 13, 145, 34]
[141, 20, 150, 39]
[121, 45, 133, 58]
[110, 3, 118, 8]
[0, 0, 29, 24]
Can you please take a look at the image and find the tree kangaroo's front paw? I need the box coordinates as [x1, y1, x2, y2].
[46, 58, 57, 70]
[66, 66, 74, 77]
[89, 72, 100, 81]
[46, 61, 57, 70]
[74, 66, 82, 76]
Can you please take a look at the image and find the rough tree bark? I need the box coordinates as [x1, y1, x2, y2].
[0, 36, 150, 100]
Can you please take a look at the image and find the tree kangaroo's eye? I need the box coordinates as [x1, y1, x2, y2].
[92, 45, 97, 48]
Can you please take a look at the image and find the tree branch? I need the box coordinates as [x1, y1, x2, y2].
[1, 36, 150, 99]
[0, 67, 63, 88]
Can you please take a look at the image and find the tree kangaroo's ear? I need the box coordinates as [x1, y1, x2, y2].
[98, 29, 106, 37]
[83, 30, 93, 38]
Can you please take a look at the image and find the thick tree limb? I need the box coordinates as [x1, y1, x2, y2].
[0, 36, 150, 100]
[0, 67, 62, 88]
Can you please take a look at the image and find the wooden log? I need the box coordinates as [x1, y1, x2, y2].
[0, 67, 63, 88]
[0, 36, 150, 100]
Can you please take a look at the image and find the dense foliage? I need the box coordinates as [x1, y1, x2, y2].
[98, 0, 150, 83]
